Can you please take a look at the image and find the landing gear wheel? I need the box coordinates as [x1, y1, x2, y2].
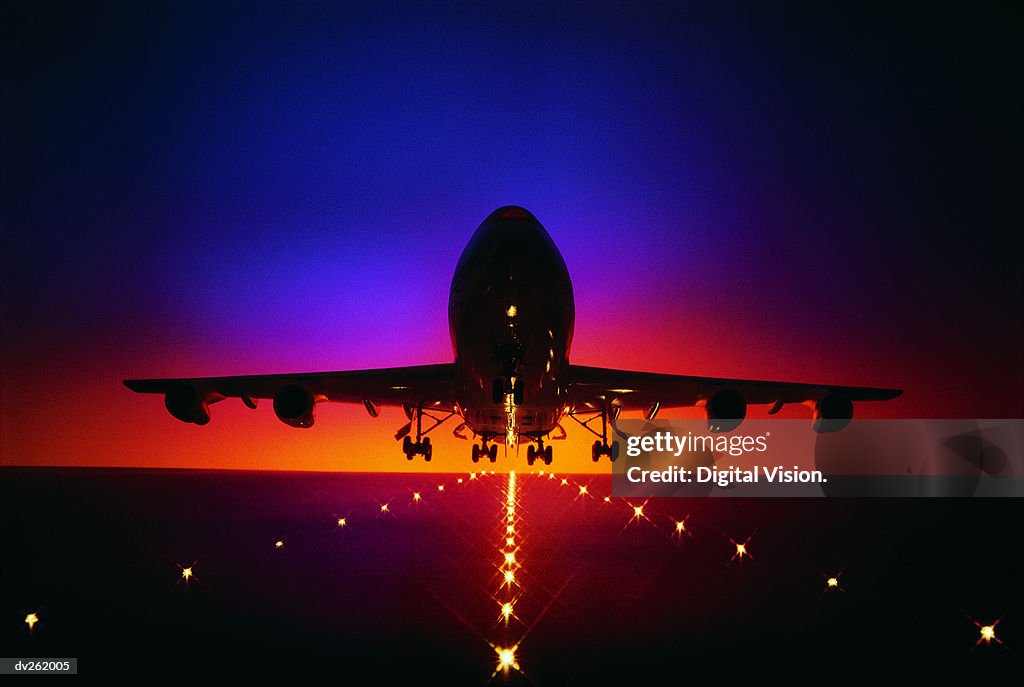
[527, 445, 536, 465]
[591, 440, 601, 462]
[512, 379, 524, 405]
[488, 444, 498, 461]
[424, 443, 433, 462]
[492, 378, 505, 405]
[543, 445, 553, 465]
[471, 444, 480, 463]
[610, 441, 619, 462]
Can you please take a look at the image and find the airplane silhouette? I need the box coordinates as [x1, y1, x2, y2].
[125, 206, 900, 465]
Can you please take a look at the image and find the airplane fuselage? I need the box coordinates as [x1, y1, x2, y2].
[449, 206, 574, 444]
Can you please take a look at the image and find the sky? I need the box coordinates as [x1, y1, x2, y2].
[2, 1, 1021, 472]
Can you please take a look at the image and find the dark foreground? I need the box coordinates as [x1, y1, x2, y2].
[1, 468, 1019, 681]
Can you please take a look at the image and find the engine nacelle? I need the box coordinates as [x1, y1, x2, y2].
[165, 383, 214, 425]
[812, 392, 853, 433]
[705, 388, 747, 432]
[274, 384, 316, 428]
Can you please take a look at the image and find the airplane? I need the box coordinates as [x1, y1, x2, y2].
[125, 206, 901, 465]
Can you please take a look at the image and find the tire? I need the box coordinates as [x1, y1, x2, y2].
[610, 441, 620, 462]
[403, 436, 412, 454]
[544, 445, 553, 465]
[425, 444, 433, 462]
[471, 444, 480, 462]
[492, 378, 505, 405]
[513, 379, 524, 405]
[592, 440, 601, 462]
[489, 444, 498, 461]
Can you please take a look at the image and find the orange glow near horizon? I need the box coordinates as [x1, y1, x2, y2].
[1, 301, 944, 474]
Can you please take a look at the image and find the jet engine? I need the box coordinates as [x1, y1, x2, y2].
[274, 384, 316, 428]
[164, 383, 220, 425]
[705, 388, 746, 432]
[812, 392, 853, 433]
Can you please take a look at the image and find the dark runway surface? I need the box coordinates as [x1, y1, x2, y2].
[1, 468, 1019, 681]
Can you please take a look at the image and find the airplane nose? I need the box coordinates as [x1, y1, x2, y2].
[492, 206, 536, 222]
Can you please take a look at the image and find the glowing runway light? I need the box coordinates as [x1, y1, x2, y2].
[380, 503, 390, 513]
[506, 537, 515, 547]
[182, 566, 193, 582]
[972, 618, 1002, 647]
[470, 472, 477, 480]
[496, 645, 519, 672]
[504, 551, 516, 566]
[25, 613, 38, 631]
[275, 540, 284, 549]
[578, 485, 588, 496]
[337, 517, 347, 527]
[506, 525, 515, 534]
[826, 576, 842, 591]
[603, 496, 611, 503]
[548, 474, 555, 480]
[413, 492, 421, 502]
[458, 478, 464, 484]
[633, 505, 644, 518]
[560, 478, 568, 486]
[437, 485, 445, 492]
[501, 602, 513, 621]
[735, 543, 747, 557]
[675, 520, 686, 533]
[503, 569, 516, 586]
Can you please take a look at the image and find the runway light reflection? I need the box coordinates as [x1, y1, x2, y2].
[25, 612, 38, 631]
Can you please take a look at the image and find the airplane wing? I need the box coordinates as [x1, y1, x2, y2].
[124, 363, 456, 427]
[567, 364, 901, 429]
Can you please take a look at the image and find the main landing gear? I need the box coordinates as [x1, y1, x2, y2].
[568, 407, 620, 462]
[398, 405, 455, 462]
[403, 435, 432, 461]
[526, 440, 553, 466]
[471, 441, 499, 463]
